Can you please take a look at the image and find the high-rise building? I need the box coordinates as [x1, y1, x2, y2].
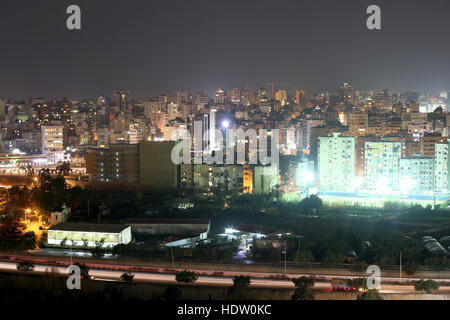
[421, 133, 447, 158]
[338, 83, 354, 105]
[167, 101, 179, 121]
[318, 133, 355, 192]
[113, 90, 130, 111]
[86, 144, 139, 184]
[364, 141, 402, 191]
[0, 99, 6, 119]
[241, 86, 253, 106]
[97, 126, 109, 149]
[176, 90, 189, 105]
[227, 88, 241, 105]
[373, 89, 392, 112]
[296, 90, 306, 112]
[214, 88, 225, 104]
[128, 121, 147, 144]
[253, 164, 279, 194]
[139, 141, 179, 191]
[41, 124, 64, 153]
[399, 157, 434, 194]
[257, 88, 269, 104]
[275, 90, 287, 106]
[86, 141, 178, 191]
[348, 111, 369, 136]
[434, 142, 449, 194]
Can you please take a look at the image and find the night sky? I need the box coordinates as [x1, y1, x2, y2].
[0, 0, 449, 99]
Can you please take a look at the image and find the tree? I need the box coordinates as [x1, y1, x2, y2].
[60, 237, 68, 248]
[120, 273, 134, 282]
[404, 261, 419, 275]
[232, 275, 251, 287]
[322, 251, 346, 267]
[349, 260, 368, 272]
[357, 289, 383, 300]
[227, 276, 252, 300]
[414, 279, 439, 294]
[17, 260, 35, 272]
[73, 262, 90, 279]
[299, 195, 323, 214]
[291, 276, 315, 300]
[56, 162, 71, 176]
[175, 270, 198, 283]
[93, 238, 105, 257]
[292, 249, 315, 263]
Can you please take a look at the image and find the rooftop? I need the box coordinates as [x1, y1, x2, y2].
[48, 222, 130, 233]
[124, 218, 210, 225]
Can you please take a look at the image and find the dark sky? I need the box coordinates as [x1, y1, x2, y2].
[0, 0, 449, 99]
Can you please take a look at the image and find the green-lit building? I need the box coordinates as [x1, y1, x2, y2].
[364, 141, 401, 192]
[434, 142, 449, 194]
[399, 156, 434, 194]
[318, 133, 355, 192]
[180, 163, 276, 195]
[253, 164, 278, 194]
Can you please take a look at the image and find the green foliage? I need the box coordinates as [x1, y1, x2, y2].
[322, 251, 346, 267]
[291, 276, 315, 300]
[292, 286, 315, 300]
[16, 260, 34, 272]
[232, 275, 251, 287]
[175, 270, 198, 283]
[424, 257, 450, 271]
[38, 233, 48, 248]
[120, 273, 134, 282]
[404, 261, 419, 275]
[357, 289, 383, 300]
[93, 238, 106, 257]
[292, 249, 315, 263]
[56, 162, 71, 176]
[292, 276, 315, 288]
[73, 262, 90, 279]
[299, 195, 323, 214]
[414, 279, 439, 293]
[60, 237, 68, 248]
[349, 260, 368, 272]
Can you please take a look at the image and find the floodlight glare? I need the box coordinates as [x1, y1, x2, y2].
[225, 228, 239, 234]
[303, 171, 314, 183]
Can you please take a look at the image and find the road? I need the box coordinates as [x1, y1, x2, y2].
[2, 260, 450, 294]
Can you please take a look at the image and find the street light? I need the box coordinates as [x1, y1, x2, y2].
[282, 240, 287, 274]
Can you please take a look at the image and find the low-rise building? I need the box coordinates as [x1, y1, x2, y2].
[47, 223, 132, 248]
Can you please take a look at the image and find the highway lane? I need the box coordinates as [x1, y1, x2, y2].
[2, 261, 450, 293]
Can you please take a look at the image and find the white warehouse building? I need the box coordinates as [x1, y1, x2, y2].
[47, 223, 132, 248]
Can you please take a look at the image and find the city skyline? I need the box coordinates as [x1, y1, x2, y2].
[1, 0, 450, 304]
